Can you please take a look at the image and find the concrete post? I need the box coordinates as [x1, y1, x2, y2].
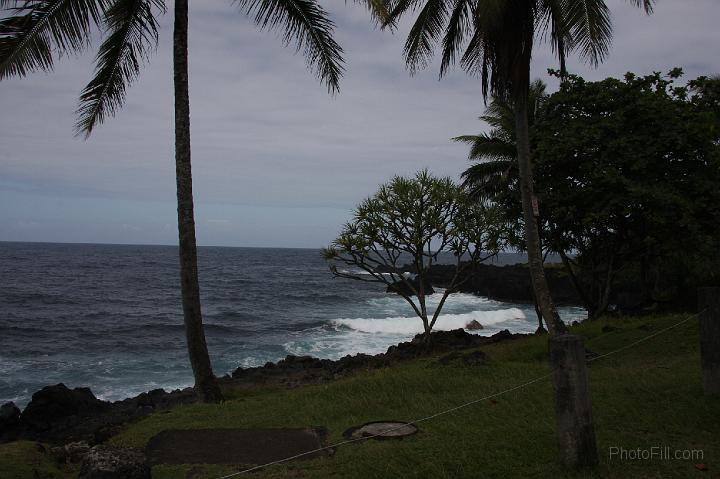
[549, 334, 598, 468]
[698, 288, 720, 396]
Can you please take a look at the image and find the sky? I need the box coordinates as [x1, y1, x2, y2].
[1, 1, 719, 248]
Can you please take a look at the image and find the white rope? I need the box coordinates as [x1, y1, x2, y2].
[214, 313, 700, 478]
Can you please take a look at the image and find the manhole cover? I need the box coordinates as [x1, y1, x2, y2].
[343, 421, 418, 440]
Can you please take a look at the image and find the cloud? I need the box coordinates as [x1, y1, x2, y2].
[1, 0, 719, 246]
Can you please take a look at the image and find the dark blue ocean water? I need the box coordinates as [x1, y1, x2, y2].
[0, 242, 585, 408]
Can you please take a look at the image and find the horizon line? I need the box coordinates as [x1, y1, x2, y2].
[0, 240, 322, 250]
[1, 240, 533, 259]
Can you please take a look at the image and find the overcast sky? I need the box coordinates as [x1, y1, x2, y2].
[1, 1, 719, 248]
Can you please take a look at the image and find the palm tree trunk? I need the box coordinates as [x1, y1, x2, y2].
[514, 94, 565, 336]
[173, 0, 223, 402]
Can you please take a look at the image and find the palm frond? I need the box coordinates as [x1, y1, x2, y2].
[452, 134, 481, 144]
[461, 160, 516, 202]
[456, 77, 548, 202]
[564, 0, 612, 66]
[0, 0, 108, 79]
[75, 0, 164, 138]
[351, 0, 392, 26]
[480, 78, 546, 133]
[482, 99, 514, 132]
[453, 133, 516, 162]
[537, 0, 573, 76]
[627, 0, 653, 14]
[461, 159, 512, 178]
[401, 0, 447, 74]
[439, 0, 472, 77]
[459, 26, 483, 78]
[385, 0, 425, 27]
[234, 0, 344, 93]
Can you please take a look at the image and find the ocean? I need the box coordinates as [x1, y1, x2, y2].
[0, 242, 586, 408]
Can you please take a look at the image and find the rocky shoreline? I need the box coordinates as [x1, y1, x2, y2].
[0, 328, 528, 448]
[376, 262, 580, 305]
[426, 263, 580, 305]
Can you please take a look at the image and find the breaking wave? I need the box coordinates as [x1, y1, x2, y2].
[333, 308, 526, 335]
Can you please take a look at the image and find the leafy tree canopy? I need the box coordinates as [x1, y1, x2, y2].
[533, 70, 720, 314]
[323, 170, 506, 335]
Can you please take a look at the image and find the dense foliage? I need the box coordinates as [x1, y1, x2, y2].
[457, 70, 720, 316]
[533, 70, 720, 315]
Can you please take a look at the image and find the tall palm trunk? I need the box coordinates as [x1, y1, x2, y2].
[173, 0, 223, 402]
[514, 92, 565, 336]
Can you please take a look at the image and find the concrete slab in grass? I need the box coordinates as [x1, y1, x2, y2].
[146, 428, 329, 466]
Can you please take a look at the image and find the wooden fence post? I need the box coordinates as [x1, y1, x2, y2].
[549, 334, 598, 468]
[698, 288, 720, 396]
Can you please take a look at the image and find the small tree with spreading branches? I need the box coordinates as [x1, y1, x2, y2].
[322, 170, 505, 338]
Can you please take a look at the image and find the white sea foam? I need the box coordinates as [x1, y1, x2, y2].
[333, 308, 526, 335]
[339, 269, 411, 278]
[285, 333, 393, 359]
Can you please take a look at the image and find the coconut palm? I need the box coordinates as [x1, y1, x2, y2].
[385, 0, 653, 334]
[0, 0, 387, 402]
[455, 79, 546, 203]
[456, 79, 552, 332]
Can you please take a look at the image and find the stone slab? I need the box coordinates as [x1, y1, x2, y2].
[146, 428, 328, 466]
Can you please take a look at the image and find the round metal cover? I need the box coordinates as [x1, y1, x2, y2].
[343, 421, 418, 440]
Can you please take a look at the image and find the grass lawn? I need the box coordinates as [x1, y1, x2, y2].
[0, 440, 79, 478]
[2, 313, 718, 478]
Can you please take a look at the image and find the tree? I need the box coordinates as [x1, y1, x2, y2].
[455, 79, 546, 205]
[322, 170, 504, 338]
[534, 70, 720, 316]
[0, 0, 387, 402]
[384, 0, 654, 335]
[455, 79, 549, 331]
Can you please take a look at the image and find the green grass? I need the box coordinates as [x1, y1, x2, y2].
[2, 313, 717, 478]
[0, 441, 79, 479]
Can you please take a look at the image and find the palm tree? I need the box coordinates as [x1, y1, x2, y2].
[455, 79, 546, 203]
[385, 0, 653, 335]
[455, 79, 553, 333]
[0, 0, 387, 402]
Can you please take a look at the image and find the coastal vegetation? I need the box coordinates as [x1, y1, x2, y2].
[323, 170, 505, 336]
[1, 1, 718, 478]
[2, 313, 717, 478]
[383, 0, 654, 335]
[456, 69, 720, 318]
[534, 70, 720, 317]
